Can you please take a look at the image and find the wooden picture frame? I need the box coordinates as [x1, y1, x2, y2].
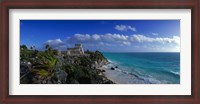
[0, 0, 199, 104]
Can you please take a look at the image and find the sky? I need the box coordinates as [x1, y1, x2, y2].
[20, 20, 180, 52]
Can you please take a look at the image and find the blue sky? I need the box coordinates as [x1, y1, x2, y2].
[20, 20, 180, 52]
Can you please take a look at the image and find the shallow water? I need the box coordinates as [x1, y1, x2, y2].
[102, 52, 180, 84]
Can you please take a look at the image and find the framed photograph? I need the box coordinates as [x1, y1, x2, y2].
[0, 0, 199, 104]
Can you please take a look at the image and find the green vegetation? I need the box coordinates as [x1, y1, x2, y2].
[20, 44, 114, 84]
[20, 45, 38, 62]
[85, 50, 106, 61]
[37, 69, 49, 78]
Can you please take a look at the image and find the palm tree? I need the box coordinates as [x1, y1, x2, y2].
[30, 46, 33, 50]
[45, 44, 50, 50]
[20, 45, 27, 50]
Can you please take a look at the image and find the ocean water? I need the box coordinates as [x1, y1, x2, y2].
[102, 52, 180, 84]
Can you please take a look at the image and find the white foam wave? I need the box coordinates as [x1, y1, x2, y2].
[102, 63, 164, 84]
[108, 59, 112, 63]
[170, 71, 180, 75]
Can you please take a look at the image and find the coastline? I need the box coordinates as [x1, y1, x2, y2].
[96, 67, 118, 84]
[101, 52, 180, 84]
[98, 62, 161, 84]
[20, 44, 180, 84]
[98, 66, 149, 84]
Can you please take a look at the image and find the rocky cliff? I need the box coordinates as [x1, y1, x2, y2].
[20, 48, 114, 84]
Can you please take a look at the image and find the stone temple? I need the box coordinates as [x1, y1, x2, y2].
[67, 44, 84, 56]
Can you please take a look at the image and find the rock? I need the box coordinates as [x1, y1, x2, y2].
[78, 77, 91, 84]
[102, 77, 106, 81]
[51, 79, 58, 84]
[104, 80, 115, 84]
[20, 63, 31, 77]
[57, 80, 61, 84]
[70, 80, 80, 84]
[27, 62, 31, 65]
[111, 67, 115, 70]
[91, 59, 109, 69]
[55, 69, 68, 84]
[102, 70, 106, 72]
[42, 80, 46, 84]
[98, 73, 103, 76]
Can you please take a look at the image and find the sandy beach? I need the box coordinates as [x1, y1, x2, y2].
[98, 64, 163, 84]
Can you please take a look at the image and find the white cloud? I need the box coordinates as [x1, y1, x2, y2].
[92, 34, 101, 40]
[122, 41, 131, 46]
[74, 34, 90, 41]
[101, 33, 114, 41]
[130, 34, 180, 45]
[115, 25, 136, 32]
[131, 34, 154, 42]
[102, 33, 129, 42]
[115, 25, 127, 31]
[46, 38, 64, 45]
[73, 33, 129, 43]
[171, 36, 180, 45]
[44, 33, 180, 51]
[127, 26, 136, 31]
[45, 38, 65, 49]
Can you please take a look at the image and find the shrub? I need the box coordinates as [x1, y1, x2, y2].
[37, 69, 49, 78]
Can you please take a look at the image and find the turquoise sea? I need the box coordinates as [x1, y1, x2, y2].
[102, 52, 180, 84]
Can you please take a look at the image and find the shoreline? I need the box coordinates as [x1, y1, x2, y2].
[98, 63, 160, 84]
[96, 68, 118, 84]
[102, 52, 180, 84]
